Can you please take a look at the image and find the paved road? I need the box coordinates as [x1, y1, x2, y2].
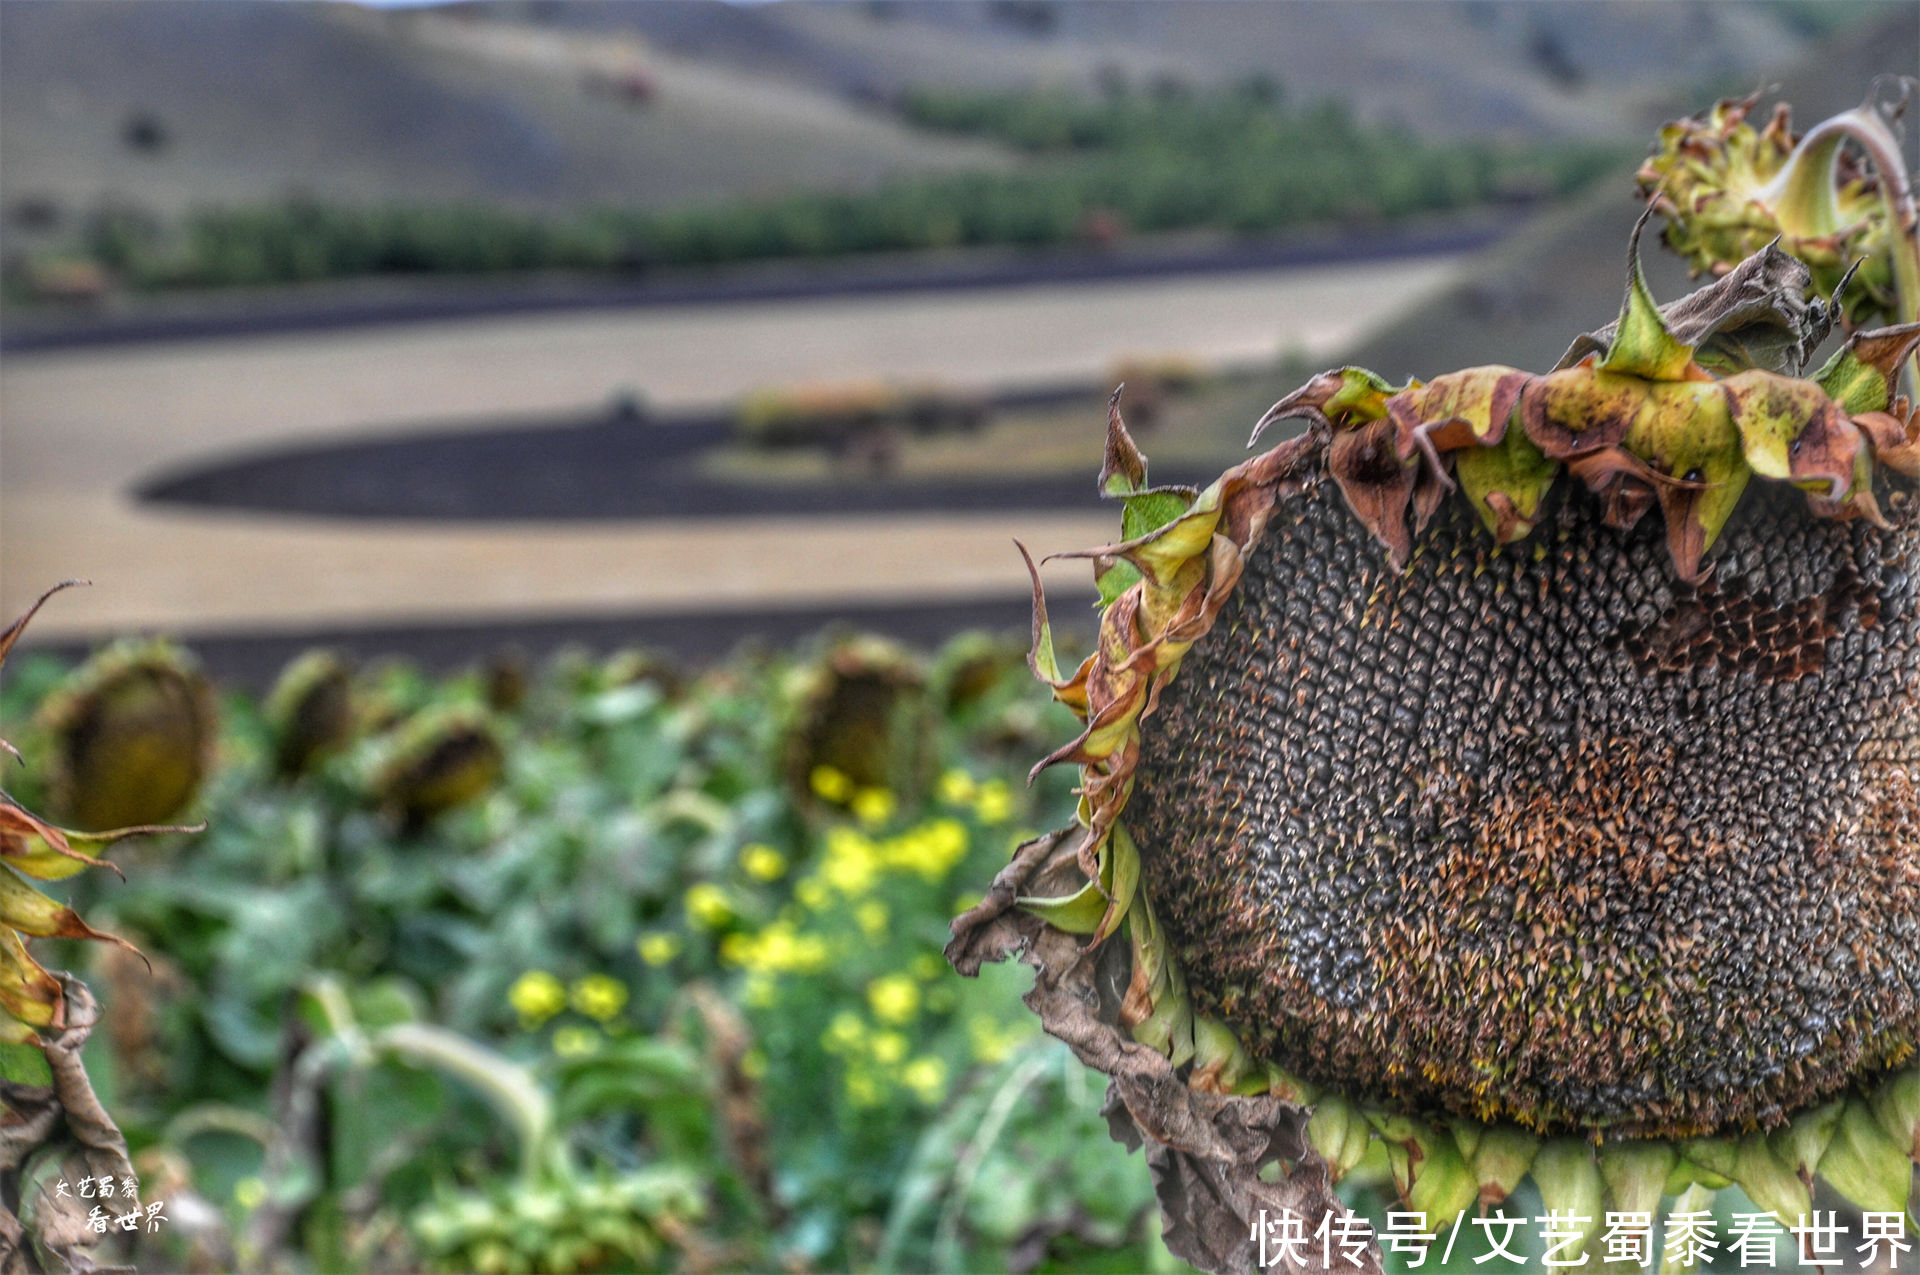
[0, 216, 1509, 353]
[1, 254, 1464, 647]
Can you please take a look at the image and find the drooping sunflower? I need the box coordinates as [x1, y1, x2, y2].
[0, 584, 187, 1045]
[953, 226, 1920, 1267]
[369, 703, 506, 831]
[33, 636, 217, 831]
[265, 648, 356, 779]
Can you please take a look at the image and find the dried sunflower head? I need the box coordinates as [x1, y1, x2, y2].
[265, 648, 355, 779]
[780, 634, 930, 809]
[34, 637, 216, 832]
[0, 585, 187, 1045]
[483, 645, 531, 714]
[369, 704, 505, 831]
[972, 231, 1920, 1259]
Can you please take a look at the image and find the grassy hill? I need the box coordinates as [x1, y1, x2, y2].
[0, 0, 1011, 228]
[0, 0, 1903, 301]
[538, 0, 1891, 139]
[4, 0, 1885, 234]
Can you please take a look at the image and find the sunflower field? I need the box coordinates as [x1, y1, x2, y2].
[0, 628, 1202, 1273]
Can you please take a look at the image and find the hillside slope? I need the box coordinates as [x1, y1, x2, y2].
[548, 0, 1884, 140]
[0, 0, 1009, 225]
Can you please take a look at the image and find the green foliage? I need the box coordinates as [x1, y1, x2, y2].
[411, 1168, 704, 1275]
[19, 87, 1623, 294]
[878, 1041, 1174, 1274]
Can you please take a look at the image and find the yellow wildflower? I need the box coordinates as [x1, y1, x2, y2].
[796, 879, 830, 910]
[870, 1030, 909, 1065]
[822, 826, 879, 895]
[726, 919, 828, 976]
[637, 932, 682, 966]
[851, 786, 896, 827]
[868, 974, 919, 1025]
[809, 765, 852, 803]
[781, 928, 830, 972]
[762, 921, 798, 954]
[552, 1025, 600, 1057]
[899, 817, 969, 882]
[684, 882, 734, 929]
[936, 768, 976, 806]
[509, 970, 567, 1026]
[791, 935, 830, 972]
[902, 1056, 948, 1105]
[856, 900, 890, 938]
[974, 779, 1013, 824]
[822, 1010, 866, 1054]
[911, 952, 944, 980]
[740, 843, 788, 881]
[570, 974, 628, 1022]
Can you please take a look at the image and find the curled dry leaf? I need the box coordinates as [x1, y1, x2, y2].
[947, 831, 1371, 1275]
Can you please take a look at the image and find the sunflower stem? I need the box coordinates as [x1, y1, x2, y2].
[375, 1022, 559, 1188]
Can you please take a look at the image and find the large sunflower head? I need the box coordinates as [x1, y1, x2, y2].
[954, 229, 1920, 1266]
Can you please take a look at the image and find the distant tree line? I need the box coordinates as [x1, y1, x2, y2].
[22, 84, 1623, 294]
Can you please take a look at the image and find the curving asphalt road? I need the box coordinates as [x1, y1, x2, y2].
[0, 213, 1513, 354]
